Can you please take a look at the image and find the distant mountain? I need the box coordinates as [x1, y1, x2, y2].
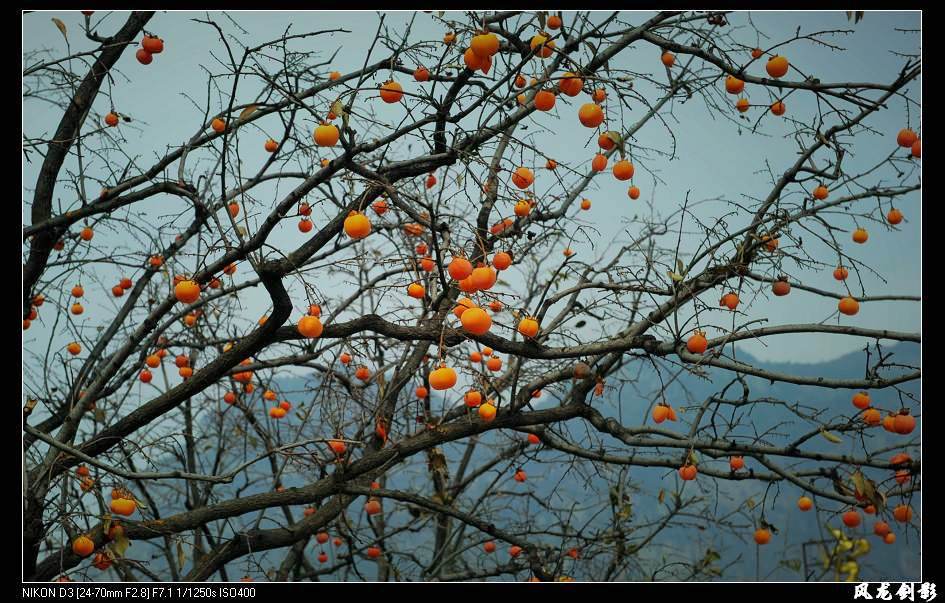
[169, 342, 922, 581]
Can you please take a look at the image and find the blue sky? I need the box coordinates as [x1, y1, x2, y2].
[23, 10, 921, 366]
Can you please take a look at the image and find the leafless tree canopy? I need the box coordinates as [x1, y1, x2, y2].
[23, 10, 920, 582]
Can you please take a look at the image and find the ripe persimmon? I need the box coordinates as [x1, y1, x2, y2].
[105, 112, 119, 127]
[720, 292, 739, 310]
[298, 316, 323, 338]
[838, 297, 860, 316]
[736, 98, 750, 113]
[628, 186, 640, 200]
[772, 279, 791, 296]
[578, 103, 604, 128]
[534, 89, 556, 111]
[686, 331, 708, 354]
[486, 356, 502, 371]
[887, 208, 903, 225]
[851, 391, 871, 410]
[765, 55, 789, 78]
[842, 510, 861, 528]
[798, 496, 813, 511]
[893, 411, 916, 435]
[893, 504, 913, 523]
[754, 529, 771, 545]
[897, 128, 918, 148]
[72, 535, 95, 557]
[407, 282, 425, 299]
[429, 365, 457, 390]
[174, 279, 201, 304]
[613, 160, 634, 181]
[852, 227, 868, 243]
[343, 211, 371, 239]
[136, 49, 153, 65]
[558, 72, 583, 97]
[461, 307, 492, 335]
[493, 251, 512, 270]
[471, 32, 500, 58]
[592, 154, 608, 172]
[511, 167, 535, 189]
[478, 401, 497, 421]
[465, 390, 482, 407]
[518, 317, 539, 338]
[448, 257, 473, 280]
[414, 66, 430, 81]
[770, 101, 786, 116]
[833, 266, 849, 281]
[314, 123, 339, 147]
[379, 80, 404, 103]
[142, 35, 164, 54]
[678, 464, 697, 480]
[661, 51, 675, 67]
[862, 407, 881, 426]
[725, 75, 744, 94]
[530, 33, 554, 58]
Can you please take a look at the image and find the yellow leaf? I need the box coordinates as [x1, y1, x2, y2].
[111, 531, 130, 557]
[177, 539, 187, 568]
[52, 18, 68, 40]
[820, 429, 842, 444]
[330, 98, 345, 119]
[238, 105, 258, 121]
[667, 271, 683, 282]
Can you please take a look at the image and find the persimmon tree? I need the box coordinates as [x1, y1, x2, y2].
[23, 10, 921, 582]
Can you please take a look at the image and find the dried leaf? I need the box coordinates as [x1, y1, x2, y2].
[238, 105, 258, 121]
[667, 271, 684, 283]
[52, 18, 68, 40]
[176, 539, 187, 567]
[328, 99, 342, 118]
[111, 531, 130, 557]
[676, 258, 686, 277]
[658, 488, 665, 504]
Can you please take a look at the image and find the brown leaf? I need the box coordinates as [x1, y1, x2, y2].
[238, 104, 258, 121]
[177, 539, 187, 568]
[52, 18, 68, 40]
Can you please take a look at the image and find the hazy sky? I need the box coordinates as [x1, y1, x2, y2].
[23, 10, 921, 366]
